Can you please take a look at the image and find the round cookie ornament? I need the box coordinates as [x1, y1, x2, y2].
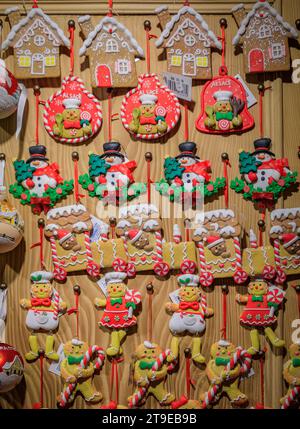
[0, 343, 24, 393]
[121, 73, 180, 140]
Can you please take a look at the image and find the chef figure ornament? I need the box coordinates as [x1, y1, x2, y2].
[95, 272, 141, 357]
[231, 138, 297, 208]
[165, 274, 214, 365]
[10, 145, 73, 214]
[79, 142, 145, 204]
[20, 271, 67, 362]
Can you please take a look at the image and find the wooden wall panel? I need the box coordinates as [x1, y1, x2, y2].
[0, 0, 299, 409]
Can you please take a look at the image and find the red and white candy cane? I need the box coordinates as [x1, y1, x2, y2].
[196, 242, 214, 287]
[202, 347, 252, 409]
[233, 236, 248, 284]
[155, 231, 163, 263]
[52, 289, 60, 321]
[128, 387, 147, 408]
[281, 387, 300, 409]
[180, 259, 197, 274]
[273, 239, 287, 284]
[50, 236, 66, 280]
[84, 232, 100, 277]
[263, 264, 276, 280]
[59, 345, 105, 408]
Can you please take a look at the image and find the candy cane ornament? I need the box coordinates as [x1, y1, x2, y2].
[281, 387, 300, 409]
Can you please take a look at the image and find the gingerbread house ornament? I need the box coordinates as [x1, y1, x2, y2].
[155, 5, 222, 80]
[78, 15, 144, 88]
[1, 6, 70, 79]
[232, 1, 298, 74]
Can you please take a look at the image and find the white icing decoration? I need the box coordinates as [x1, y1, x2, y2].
[47, 204, 87, 220]
[231, 3, 245, 13]
[154, 5, 168, 14]
[249, 228, 257, 242]
[270, 208, 300, 221]
[143, 219, 159, 230]
[4, 6, 20, 15]
[119, 204, 158, 218]
[202, 209, 235, 222]
[156, 6, 222, 50]
[269, 225, 283, 235]
[79, 16, 144, 58]
[72, 221, 88, 231]
[219, 225, 235, 236]
[78, 15, 91, 24]
[1, 7, 70, 51]
[194, 226, 208, 236]
[232, 1, 298, 46]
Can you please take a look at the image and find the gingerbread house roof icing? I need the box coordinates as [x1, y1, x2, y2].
[270, 207, 300, 221]
[155, 5, 222, 50]
[195, 209, 235, 224]
[1, 7, 70, 50]
[232, 1, 298, 46]
[119, 204, 159, 218]
[47, 204, 87, 220]
[78, 15, 144, 57]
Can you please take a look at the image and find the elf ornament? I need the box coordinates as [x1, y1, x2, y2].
[165, 274, 213, 364]
[9, 145, 73, 215]
[121, 74, 180, 140]
[0, 154, 24, 254]
[231, 138, 297, 209]
[20, 271, 67, 362]
[192, 209, 248, 286]
[128, 341, 175, 407]
[200, 340, 252, 408]
[156, 142, 225, 202]
[281, 341, 300, 409]
[79, 141, 145, 205]
[0, 343, 24, 393]
[43, 75, 102, 144]
[95, 272, 141, 357]
[59, 338, 105, 407]
[236, 279, 285, 355]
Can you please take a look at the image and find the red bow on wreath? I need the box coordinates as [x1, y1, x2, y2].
[31, 298, 52, 307]
[179, 302, 200, 311]
[30, 196, 51, 213]
[184, 161, 211, 181]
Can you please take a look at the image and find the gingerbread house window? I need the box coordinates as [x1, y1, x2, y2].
[106, 39, 119, 53]
[271, 43, 285, 59]
[45, 56, 56, 67]
[171, 55, 182, 66]
[116, 59, 131, 75]
[19, 56, 31, 67]
[184, 34, 196, 47]
[258, 24, 272, 39]
[33, 34, 46, 47]
[196, 56, 209, 68]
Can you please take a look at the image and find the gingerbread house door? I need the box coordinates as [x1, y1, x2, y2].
[183, 53, 196, 76]
[95, 64, 112, 87]
[31, 53, 45, 75]
[249, 49, 265, 73]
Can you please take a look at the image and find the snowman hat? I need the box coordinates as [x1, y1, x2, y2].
[54, 228, 73, 245]
[205, 235, 224, 249]
[213, 91, 233, 102]
[27, 145, 48, 163]
[280, 233, 299, 248]
[175, 141, 200, 161]
[99, 141, 125, 161]
[104, 271, 127, 284]
[177, 274, 199, 287]
[30, 271, 53, 283]
[125, 229, 143, 243]
[139, 94, 157, 105]
[63, 97, 81, 109]
[251, 138, 275, 157]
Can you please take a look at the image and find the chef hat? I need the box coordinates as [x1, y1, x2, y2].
[139, 94, 158, 105]
[177, 274, 199, 287]
[104, 271, 127, 284]
[63, 97, 81, 109]
[30, 271, 53, 283]
[213, 91, 233, 102]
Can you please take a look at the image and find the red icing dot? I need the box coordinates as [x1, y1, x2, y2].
[282, 260, 288, 266]
[141, 256, 147, 262]
[278, 179, 285, 187]
[207, 184, 214, 192]
[243, 185, 250, 193]
[219, 263, 224, 268]
[231, 262, 236, 267]
[87, 184, 95, 191]
[21, 193, 27, 200]
[56, 188, 62, 195]
[71, 256, 77, 262]
[206, 265, 212, 270]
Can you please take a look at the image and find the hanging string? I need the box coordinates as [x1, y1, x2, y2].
[108, 0, 113, 16]
[258, 212, 265, 247]
[221, 153, 231, 209]
[34, 86, 41, 146]
[68, 20, 75, 76]
[259, 348, 267, 408]
[184, 349, 195, 397]
[0, 19, 3, 60]
[146, 282, 154, 342]
[67, 285, 80, 339]
[184, 102, 189, 141]
[218, 19, 228, 75]
[184, 219, 190, 241]
[109, 217, 116, 239]
[258, 84, 272, 138]
[30, 219, 45, 270]
[144, 20, 157, 75]
[109, 357, 123, 404]
[33, 350, 44, 409]
[145, 152, 152, 204]
[221, 285, 228, 340]
[72, 152, 84, 204]
[184, 0, 190, 6]
[107, 89, 113, 142]
[33, 0, 38, 8]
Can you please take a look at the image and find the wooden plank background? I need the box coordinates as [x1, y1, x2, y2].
[0, 0, 299, 409]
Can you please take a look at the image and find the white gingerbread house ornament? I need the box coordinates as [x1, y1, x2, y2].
[155, 5, 221, 80]
[1, 7, 70, 79]
[78, 15, 144, 88]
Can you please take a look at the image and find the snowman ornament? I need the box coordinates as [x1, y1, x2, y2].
[22, 146, 62, 198]
[175, 142, 210, 192]
[244, 138, 291, 192]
